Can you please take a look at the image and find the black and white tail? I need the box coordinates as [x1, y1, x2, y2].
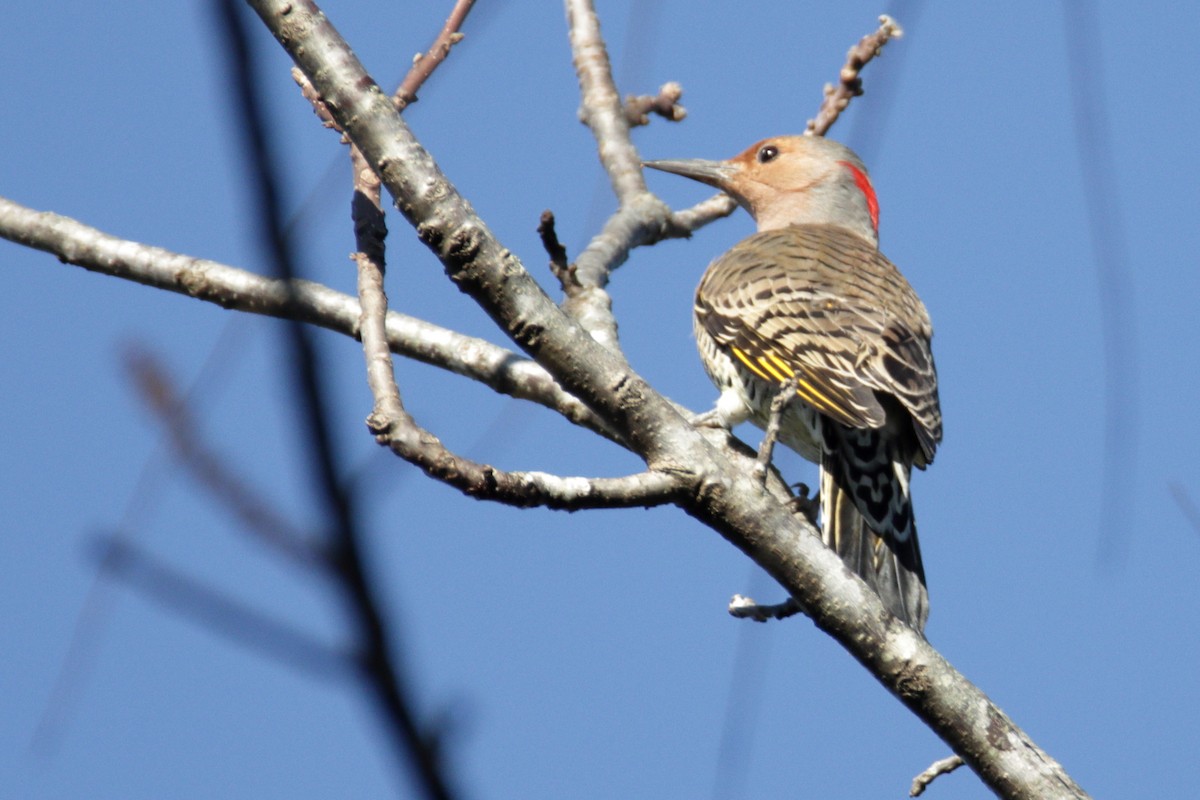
[819, 423, 929, 634]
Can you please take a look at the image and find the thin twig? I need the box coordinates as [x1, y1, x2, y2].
[564, 0, 682, 352]
[805, 15, 903, 137]
[538, 210, 580, 296]
[664, 193, 739, 237]
[566, 0, 645, 204]
[911, 754, 966, 796]
[728, 594, 804, 623]
[624, 82, 686, 127]
[394, 0, 476, 110]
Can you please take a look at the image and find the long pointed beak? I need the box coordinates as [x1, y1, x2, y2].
[642, 157, 734, 190]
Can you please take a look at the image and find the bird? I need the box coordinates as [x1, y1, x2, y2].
[644, 135, 941, 633]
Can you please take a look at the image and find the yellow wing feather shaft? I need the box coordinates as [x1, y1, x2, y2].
[731, 346, 846, 419]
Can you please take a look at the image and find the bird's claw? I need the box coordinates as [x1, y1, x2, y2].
[788, 482, 820, 526]
[690, 407, 729, 429]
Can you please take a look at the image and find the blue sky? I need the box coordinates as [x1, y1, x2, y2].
[4, 2, 1199, 797]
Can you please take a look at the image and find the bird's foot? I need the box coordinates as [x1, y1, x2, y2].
[690, 407, 729, 429]
[753, 377, 798, 483]
[788, 482, 820, 526]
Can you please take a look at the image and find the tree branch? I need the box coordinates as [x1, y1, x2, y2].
[348, 153, 680, 509]
[560, 0, 685, 351]
[728, 594, 803, 623]
[0, 195, 620, 445]
[565, 0, 645, 205]
[243, 1, 1091, 796]
[911, 754, 966, 797]
[806, 14, 903, 137]
[538, 210, 579, 297]
[623, 81, 686, 127]
[394, 0, 476, 110]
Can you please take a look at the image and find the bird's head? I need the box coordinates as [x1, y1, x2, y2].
[644, 135, 879, 245]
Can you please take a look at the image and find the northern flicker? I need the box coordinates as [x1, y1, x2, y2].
[645, 135, 941, 633]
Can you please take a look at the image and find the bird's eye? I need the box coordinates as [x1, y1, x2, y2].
[757, 145, 779, 163]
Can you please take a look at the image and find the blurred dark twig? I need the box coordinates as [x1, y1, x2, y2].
[1061, 0, 1139, 566]
[214, 1, 457, 797]
[92, 534, 348, 679]
[1168, 482, 1200, 537]
[125, 347, 327, 569]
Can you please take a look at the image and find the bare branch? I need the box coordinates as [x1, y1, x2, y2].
[561, 0, 685, 352]
[233, 2, 1095, 793]
[624, 82, 686, 127]
[363, 377, 682, 510]
[538, 210, 580, 296]
[348, 140, 400, 426]
[347, 150, 674, 512]
[728, 594, 804, 623]
[666, 193, 739, 236]
[911, 755, 966, 796]
[566, 0, 645, 204]
[565, 194, 685, 353]
[806, 15, 904, 137]
[93, 534, 348, 680]
[0, 0, 1087, 795]
[394, 0, 476, 110]
[345, 125, 671, 509]
[0, 196, 620, 445]
[124, 348, 328, 569]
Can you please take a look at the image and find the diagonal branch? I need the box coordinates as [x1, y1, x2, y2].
[560, 0, 681, 351]
[806, 14, 904, 137]
[349, 144, 681, 510]
[394, 0, 476, 110]
[566, 0, 646, 205]
[244, 2, 1091, 797]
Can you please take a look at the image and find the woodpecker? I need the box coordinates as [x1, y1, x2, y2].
[645, 135, 941, 633]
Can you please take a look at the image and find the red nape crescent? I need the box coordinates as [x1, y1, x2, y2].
[838, 160, 879, 233]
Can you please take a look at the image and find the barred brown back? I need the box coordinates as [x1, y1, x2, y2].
[692, 223, 941, 632]
[695, 224, 941, 462]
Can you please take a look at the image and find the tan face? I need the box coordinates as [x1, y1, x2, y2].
[723, 136, 845, 213]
